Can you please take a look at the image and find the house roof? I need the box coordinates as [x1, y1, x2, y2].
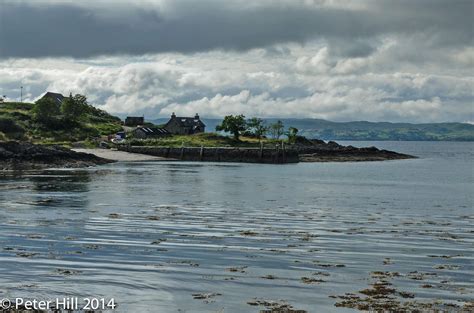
[42, 92, 65, 105]
[134, 127, 170, 135]
[167, 116, 206, 128]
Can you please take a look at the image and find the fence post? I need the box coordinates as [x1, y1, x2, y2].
[282, 141, 286, 162]
[275, 144, 279, 164]
[200, 145, 204, 161]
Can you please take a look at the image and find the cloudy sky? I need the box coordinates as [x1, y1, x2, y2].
[0, 0, 472, 122]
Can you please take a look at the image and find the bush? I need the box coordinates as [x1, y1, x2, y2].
[0, 117, 26, 140]
[61, 95, 87, 122]
[33, 97, 60, 125]
[0, 117, 25, 134]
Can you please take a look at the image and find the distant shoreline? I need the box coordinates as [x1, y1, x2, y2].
[150, 117, 474, 142]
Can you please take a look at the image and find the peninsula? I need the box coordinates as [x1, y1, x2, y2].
[0, 93, 414, 169]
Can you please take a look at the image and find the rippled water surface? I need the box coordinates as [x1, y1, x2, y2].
[0, 141, 473, 312]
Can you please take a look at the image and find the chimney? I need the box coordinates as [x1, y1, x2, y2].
[171, 112, 176, 118]
[195, 113, 199, 119]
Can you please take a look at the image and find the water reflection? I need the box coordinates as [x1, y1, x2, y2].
[30, 170, 92, 193]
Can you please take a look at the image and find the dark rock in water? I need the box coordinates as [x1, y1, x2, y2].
[288, 140, 415, 162]
[0, 141, 114, 170]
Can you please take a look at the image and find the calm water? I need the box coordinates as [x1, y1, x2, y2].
[0, 141, 473, 312]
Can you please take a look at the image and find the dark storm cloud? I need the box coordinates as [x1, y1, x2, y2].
[0, 0, 472, 58]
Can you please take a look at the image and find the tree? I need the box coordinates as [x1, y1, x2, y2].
[246, 117, 268, 139]
[269, 120, 284, 139]
[33, 97, 60, 125]
[215, 114, 247, 140]
[61, 93, 88, 122]
[286, 126, 299, 143]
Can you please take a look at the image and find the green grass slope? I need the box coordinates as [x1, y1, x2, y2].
[127, 132, 280, 147]
[0, 101, 123, 144]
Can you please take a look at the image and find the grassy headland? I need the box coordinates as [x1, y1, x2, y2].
[0, 101, 416, 164]
[0, 101, 122, 146]
[0, 101, 284, 148]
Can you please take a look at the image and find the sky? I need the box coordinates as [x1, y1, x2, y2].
[0, 0, 473, 122]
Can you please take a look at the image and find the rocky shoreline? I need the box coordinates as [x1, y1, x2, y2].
[0, 141, 114, 170]
[0, 139, 415, 170]
[117, 139, 415, 164]
[291, 139, 415, 162]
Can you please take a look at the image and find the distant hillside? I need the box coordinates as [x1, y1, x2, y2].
[150, 117, 474, 141]
[0, 101, 122, 144]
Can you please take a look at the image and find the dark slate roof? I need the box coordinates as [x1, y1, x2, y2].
[125, 117, 145, 126]
[42, 92, 65, 105]
[170, 117, 206, 128]
[135, 127, 170, 135]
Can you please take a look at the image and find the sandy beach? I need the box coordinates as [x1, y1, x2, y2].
[72, 148, 174, 162]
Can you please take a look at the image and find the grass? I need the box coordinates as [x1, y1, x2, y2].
[0, 101, 122, 144]
[127, 132, 283, 148]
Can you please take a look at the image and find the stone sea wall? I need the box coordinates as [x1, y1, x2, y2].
[117, 145, 299, 164]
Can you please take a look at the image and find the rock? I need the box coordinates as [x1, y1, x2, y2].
[290, 140, 415, 162]
[301, 277, 325, 284]
[0, 141, 114, 170]
[192, 293, 221, 300]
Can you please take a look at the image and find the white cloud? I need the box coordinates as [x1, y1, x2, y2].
[0, 12, 472, 124]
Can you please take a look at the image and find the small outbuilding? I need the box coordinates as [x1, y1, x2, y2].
[125, 116, 145, 127]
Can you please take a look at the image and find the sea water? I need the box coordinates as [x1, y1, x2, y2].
[0, 141, 472, 312]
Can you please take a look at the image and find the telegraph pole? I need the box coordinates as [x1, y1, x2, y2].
[20, 86, 23, 102]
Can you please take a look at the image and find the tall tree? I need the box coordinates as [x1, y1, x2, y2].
[286, 126, 299, 143]
[216, 114, 247, 140]
[269, 120, 284, 139]
[246, 117, 268, 139]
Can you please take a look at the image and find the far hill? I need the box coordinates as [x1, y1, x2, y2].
[0, 101, 122, 144]
[150, 117, 474, 141]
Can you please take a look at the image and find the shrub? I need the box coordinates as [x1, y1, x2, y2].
[0, 117, 25, 134]
[0, 117, 26, 140]
[33, 97, 60, 125]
